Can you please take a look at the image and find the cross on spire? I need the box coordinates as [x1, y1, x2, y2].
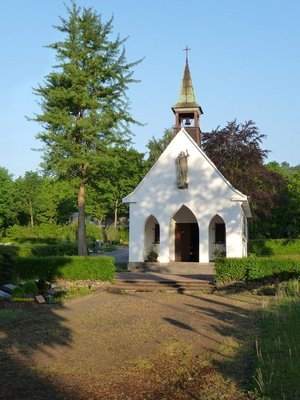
[183, 46, 191, 62]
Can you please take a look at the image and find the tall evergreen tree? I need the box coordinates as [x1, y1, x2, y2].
[32, 1, 141, 255]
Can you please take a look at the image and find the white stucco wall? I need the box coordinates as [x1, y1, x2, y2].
[124, 129, 250, 264]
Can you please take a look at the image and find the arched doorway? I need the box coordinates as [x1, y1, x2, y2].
[144, 215, 160, 261]
[209, 215, 226, 261]
[171, 205, 199, 262]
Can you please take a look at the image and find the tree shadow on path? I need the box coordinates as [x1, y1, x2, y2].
[0, 303, 79, 400]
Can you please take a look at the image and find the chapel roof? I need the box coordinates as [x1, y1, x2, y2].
[172, 60, 203, 112]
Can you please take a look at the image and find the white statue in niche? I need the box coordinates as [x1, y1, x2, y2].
[176, 150, 189, 189]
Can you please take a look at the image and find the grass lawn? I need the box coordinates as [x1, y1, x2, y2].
[253, 296, 300, 400]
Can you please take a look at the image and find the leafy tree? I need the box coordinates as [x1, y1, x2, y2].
[0, 167, 16, 232]
[104, 147, 144, 227]
[253, 164, 300, 238]
[145, 129, 173, 170]
[14, 173, 76, 226]
[32, 2, 141, 255]
[15, 172, 45, 226]
[202, 120, 285, 220]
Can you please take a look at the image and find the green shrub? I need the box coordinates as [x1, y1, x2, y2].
[11, 297, 34, 303]
[215, 256, 300, 283]
[104, 225, 118, 244]
[12, 243, 77, 257]
[116, 227, 129, 245]
[12, 287, 25, 298]
[6, 223, 75, 243]
[22, 280, 38, 296]
[0, 252, 15, 284]
[249, 239, 300, 256]
[214, 257, 248, 282]
[14, 255, 115, 282]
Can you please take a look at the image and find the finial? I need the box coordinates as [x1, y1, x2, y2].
[183, 46, 191, 63]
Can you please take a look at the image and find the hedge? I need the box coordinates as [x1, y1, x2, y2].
[215, 256, 300, 283]
[0, 243, 77, 257]
[249, 239, 300, 256]
[14, 255, 115, 282]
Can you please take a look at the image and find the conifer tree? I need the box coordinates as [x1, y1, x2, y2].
[32, 1, 141, 255]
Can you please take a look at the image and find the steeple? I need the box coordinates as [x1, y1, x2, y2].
[172, 51, 203, 146]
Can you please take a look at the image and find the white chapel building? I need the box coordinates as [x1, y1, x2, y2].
[123, 59, 251, 272]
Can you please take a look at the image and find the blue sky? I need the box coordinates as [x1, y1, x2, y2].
[1, 0, 300, 177]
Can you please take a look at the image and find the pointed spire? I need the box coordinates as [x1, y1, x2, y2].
[172, 53, 203, 147]
[176, 60, 198, 107]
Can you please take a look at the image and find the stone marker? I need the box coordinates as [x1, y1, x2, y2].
[35, 295, 46, 304]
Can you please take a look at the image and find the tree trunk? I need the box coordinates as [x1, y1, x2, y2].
[77, 182, 88, 256]
[29, 200, 34, 226]
[114, 200, 119, 229]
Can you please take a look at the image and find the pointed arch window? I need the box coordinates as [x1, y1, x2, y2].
[215, 223, 226, 244]
[154, 223, 160, 244]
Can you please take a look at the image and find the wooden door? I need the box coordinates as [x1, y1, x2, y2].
[175, 223, 199, 262]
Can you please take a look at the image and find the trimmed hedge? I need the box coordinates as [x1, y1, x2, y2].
[0, 243, 77, 257]
[14, 255, 115, 282]
[215, 256, 300, 283]
[249, 239, 300, 256]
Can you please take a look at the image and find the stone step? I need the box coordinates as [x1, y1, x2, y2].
[109, 279, 214, 293]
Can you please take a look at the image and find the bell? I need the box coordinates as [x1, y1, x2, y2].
[185, 117, 191, 126]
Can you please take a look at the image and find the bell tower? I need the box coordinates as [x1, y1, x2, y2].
[172, 47, 203, 147]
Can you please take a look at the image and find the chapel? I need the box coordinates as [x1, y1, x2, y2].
[123, 56, 251, 272]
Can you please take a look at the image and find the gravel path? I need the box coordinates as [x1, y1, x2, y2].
[0, 290, 261, 399]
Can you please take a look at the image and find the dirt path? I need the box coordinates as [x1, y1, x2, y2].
[0, 291, 261, 399]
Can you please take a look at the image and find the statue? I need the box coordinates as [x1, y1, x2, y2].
[176, 150, 189, 189]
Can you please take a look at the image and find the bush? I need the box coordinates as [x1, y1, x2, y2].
[12, 287, 25, 298]
[11, 243, 77, 257]
[117, 227, 129, 245]
[5, 223, 75, 243]
[22, 280, 38, 296]
[249, 239, 300, 256]
[214, 257, 248, 282]
[0, 252, 15, 285]
[215, 256, 300, 283]
[14, 255, 115, 282]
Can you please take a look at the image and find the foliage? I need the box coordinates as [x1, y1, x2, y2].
[89, 147, 145, 226]
[146, 248, 158, 262]
[5, 223, 75, 243]
[22, 280, 39, 296]
[14, 255, 115, 282]
[116, 226, 129, 245]
[145, 129, 173, 170]
[0, 252, 15, 285]
[215, 256, 300, 283]
[202, 120, 286, 220]
[11, 287, 25, 299]
[250, 239, 300, 256]
[0, 167, 17, 231]
[32, 2, 142, 255]
[214, 257, 248, 282]
[251, 165, 300, 239]
[254, 298, 300, 399]
[17, 243, 77, 257]
[104, 224, 118, 244]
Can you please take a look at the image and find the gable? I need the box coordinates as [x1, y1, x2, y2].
[123, 129, 251, 215]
